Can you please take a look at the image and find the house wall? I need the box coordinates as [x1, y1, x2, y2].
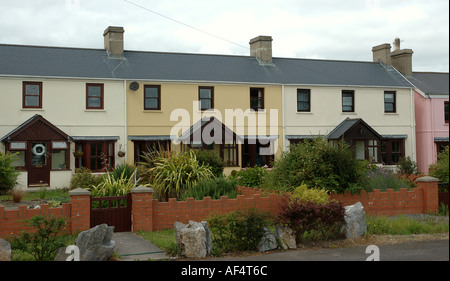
[284, 85, 415, 161]
[414, 91, 449, 173]
[125, 81, 284, 169]
[0, 77, 127, 188]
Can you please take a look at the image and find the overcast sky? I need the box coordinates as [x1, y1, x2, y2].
[1, 0, 448, 72]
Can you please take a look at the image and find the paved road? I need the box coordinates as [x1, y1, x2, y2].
[205, 239, 449, 261]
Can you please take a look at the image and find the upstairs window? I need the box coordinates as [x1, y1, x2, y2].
[384, 91, 396, 113]
[445, 101, 449, 124]
[297, 89, 311, 112]
[250, 88, 264, 111]
[86, 83, 104, 109]
[23, 82, 43, 109]
[342, 90, 354, 112]
[144, 85, 161, 110]
[199, 87, 214, 110]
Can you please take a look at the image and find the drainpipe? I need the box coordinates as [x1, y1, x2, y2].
[282, 84, 286, 152]
[410, 88, 416, 162]
[123, 79, 128, 164]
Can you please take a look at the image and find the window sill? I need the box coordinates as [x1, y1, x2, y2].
[296, 111, 313, 115]
[85, 109, 106, 112]
[142, 110, 163, 113]
[384, 113, 399, 115]
[21, 108, 44, 111]
[341, 112, 356, 115]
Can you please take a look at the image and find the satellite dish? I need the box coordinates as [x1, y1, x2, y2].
[129, 82, 139, 91]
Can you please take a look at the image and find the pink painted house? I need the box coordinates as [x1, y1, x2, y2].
[409, 72, 449, 174]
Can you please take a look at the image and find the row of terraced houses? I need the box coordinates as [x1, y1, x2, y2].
[0, 26, 448, 189]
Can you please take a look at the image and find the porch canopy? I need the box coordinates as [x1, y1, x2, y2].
[326, 117, 382, 141]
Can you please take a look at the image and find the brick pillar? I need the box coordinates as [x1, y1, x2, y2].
[131, 185, 154, 232]
[69, 188, 91, 234]
[417, 176, 439, 213]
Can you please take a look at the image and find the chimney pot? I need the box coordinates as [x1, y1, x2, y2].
[249, 36, 273, 65]
[394, 38, 401, 51]
[104, 26, 124, 57]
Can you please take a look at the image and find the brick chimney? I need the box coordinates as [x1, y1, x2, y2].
[372, 43, 392, 65]
[104, 26, 124, 57]
[390, 38, 413, 76]
[250, 36, 273, 65]
[372, 38, 413, 76]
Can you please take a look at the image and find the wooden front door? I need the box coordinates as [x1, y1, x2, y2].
[28, 141, 50, 186]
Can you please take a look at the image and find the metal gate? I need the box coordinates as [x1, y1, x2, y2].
[90, 193, 132, 232]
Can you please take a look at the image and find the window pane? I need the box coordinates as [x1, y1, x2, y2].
[11, 151, 26, 167]
[298, 101, 309, 111]
[88, 86, 102, 97]
[88, 97, 101, 108]
[343, 96, 353, 105]
[145, 87, 159, 98]
[145, 99, 158, 109]
[91, 143, 102, 156]
[51, 150, 67, 170]
[25, 95, 40, 107]
[26, 84, 40, 95]
[298, 92, 309, 101]
[384, 93, 394, 102]
[199, 89, 211, 99]
[201, 99, 211, 109]
[385, 103, 394, 112]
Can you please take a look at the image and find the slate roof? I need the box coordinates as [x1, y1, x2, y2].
[0, 44, 413, 88]
[407, 72, 449, 96]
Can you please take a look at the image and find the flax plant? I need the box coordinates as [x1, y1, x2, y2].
[150, 150, 214, 200]
[88, 169, 138, 197]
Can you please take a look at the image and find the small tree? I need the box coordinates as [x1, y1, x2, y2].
[9, 215, 68, 261]
[0, 152, 20, 195]
[396, 156, 418, 175]
[429, 147, 449, 183]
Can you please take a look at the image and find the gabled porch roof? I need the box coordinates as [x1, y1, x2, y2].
[327, 118, 382, 141]
[0, 114, 70, 142]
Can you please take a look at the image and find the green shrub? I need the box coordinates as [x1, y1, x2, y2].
[264, 137, 367, 194]
[233, 166, 267, 188]
[195, 150, 224, 178]
[9, 215, 68, 261]
[150, 150, 214, 200]
[0, 152, 20, 195]
[290, 184, 330, 204]
[396, 156, 418, 175]
[429, 147, 449, 183]
[180, 177, 238, 201]
[208, 208, 272, 253]
[277, 197, 345, 242]
[69, 167, 103, 190]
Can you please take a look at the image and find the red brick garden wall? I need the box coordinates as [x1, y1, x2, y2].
[0, 177, 440, 238]
[0, 204, 71, 238]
